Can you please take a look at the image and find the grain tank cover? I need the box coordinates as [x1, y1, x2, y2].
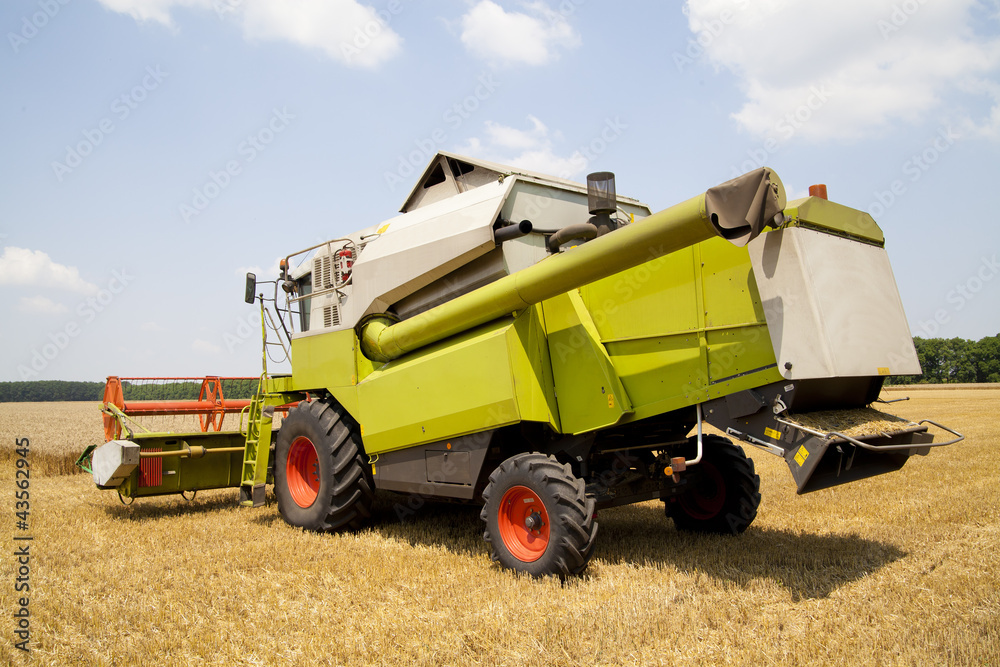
[748, 221, 921, 379]
[344, 152, 651, 324]
[349, 179, 512, 317]
[399, 151, 614, 213]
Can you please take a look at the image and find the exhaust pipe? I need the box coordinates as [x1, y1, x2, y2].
[494, 219, 533, 243]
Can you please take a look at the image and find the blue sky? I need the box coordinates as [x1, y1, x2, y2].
[2, 0, 999, 382]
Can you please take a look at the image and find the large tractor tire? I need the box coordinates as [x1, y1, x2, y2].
[665, 436, 760, 535]
[274, 398, 374, 532]
[481, 453, 598, 577]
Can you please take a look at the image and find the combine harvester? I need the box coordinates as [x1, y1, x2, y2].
[79, 152, 963, 576]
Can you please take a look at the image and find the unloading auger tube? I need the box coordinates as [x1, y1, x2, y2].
[360, 167, 786, 363]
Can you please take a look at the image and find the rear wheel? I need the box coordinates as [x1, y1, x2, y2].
[274, 398, 374, 532]
[481, 453, 598, 577]
[666, 436, 760, 534]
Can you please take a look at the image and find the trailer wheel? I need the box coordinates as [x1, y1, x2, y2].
[481, 453, 598, 577]
[665, 436, 760, 535]
[274, 398, 374, 533]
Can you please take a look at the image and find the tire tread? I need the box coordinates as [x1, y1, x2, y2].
[666, 435, 760, 535]
[481, 452, 598, 577]
[275, 398, 374, 533]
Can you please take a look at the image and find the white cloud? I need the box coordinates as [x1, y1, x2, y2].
[97, 0, 403, 68]
[18, 296, 69, 315]
[192, 339, 222, 354]
[958, 76, 1000, 140]
[98, 0, 210, 25]
[502, 147, 586, 178]
[683, 0, 1000, 141]
[783, 183, 810, 202]
[241, 0, 402, 68]
[484, 115, 551, 150]
[459, 1, 581, 67]
[455, 116, 588, 178]
[0, 247, 99, 295]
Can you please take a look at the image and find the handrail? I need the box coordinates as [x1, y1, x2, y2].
[774, 417, 964, 452]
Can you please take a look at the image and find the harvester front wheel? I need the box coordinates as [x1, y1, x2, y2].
[665, 436, 760, 535]
[274, 399, 374, 533]
[481, 453, 598, 577]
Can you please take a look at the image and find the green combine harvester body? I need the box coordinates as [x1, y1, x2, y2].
[81, 152, 962, 576]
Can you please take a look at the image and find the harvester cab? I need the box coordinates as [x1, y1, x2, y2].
[80, 151, 963, 577]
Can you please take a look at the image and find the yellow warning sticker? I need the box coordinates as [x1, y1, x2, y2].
[608, 394, 615, 408]
[877, 367, 891, 376]
[377, 224, 390, 234]
[372, 465, 377, 476]
[764, 427, 782, 441]
[360, 424, 365, 436]
[794, 445, 809, 467]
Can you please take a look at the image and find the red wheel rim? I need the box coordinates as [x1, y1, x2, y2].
[497, 486, 550, 562]
[679, 462, 726, 520]
[286, 437, 320, 508]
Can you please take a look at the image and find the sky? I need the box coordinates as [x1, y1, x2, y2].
[1, 0, 999, 383]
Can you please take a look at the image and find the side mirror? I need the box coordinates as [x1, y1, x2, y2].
[244, 273, 256, 304]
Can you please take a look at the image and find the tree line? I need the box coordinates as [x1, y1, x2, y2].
[0, 378, 259, 402]
[0, 380, 103, 402]
[887, 334, 1000, 385]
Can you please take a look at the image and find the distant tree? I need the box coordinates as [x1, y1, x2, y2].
[946, 338, 974, 383]
[887, 334, 1000, 385]
[0, 381, 104, 402]
[972, 335, 1000, 383]
[222, 378, 258, 399]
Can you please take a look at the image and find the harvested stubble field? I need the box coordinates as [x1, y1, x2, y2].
[0, 389, 997, 666]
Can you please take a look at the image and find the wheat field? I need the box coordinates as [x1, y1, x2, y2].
[0, 390, 997, 666]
